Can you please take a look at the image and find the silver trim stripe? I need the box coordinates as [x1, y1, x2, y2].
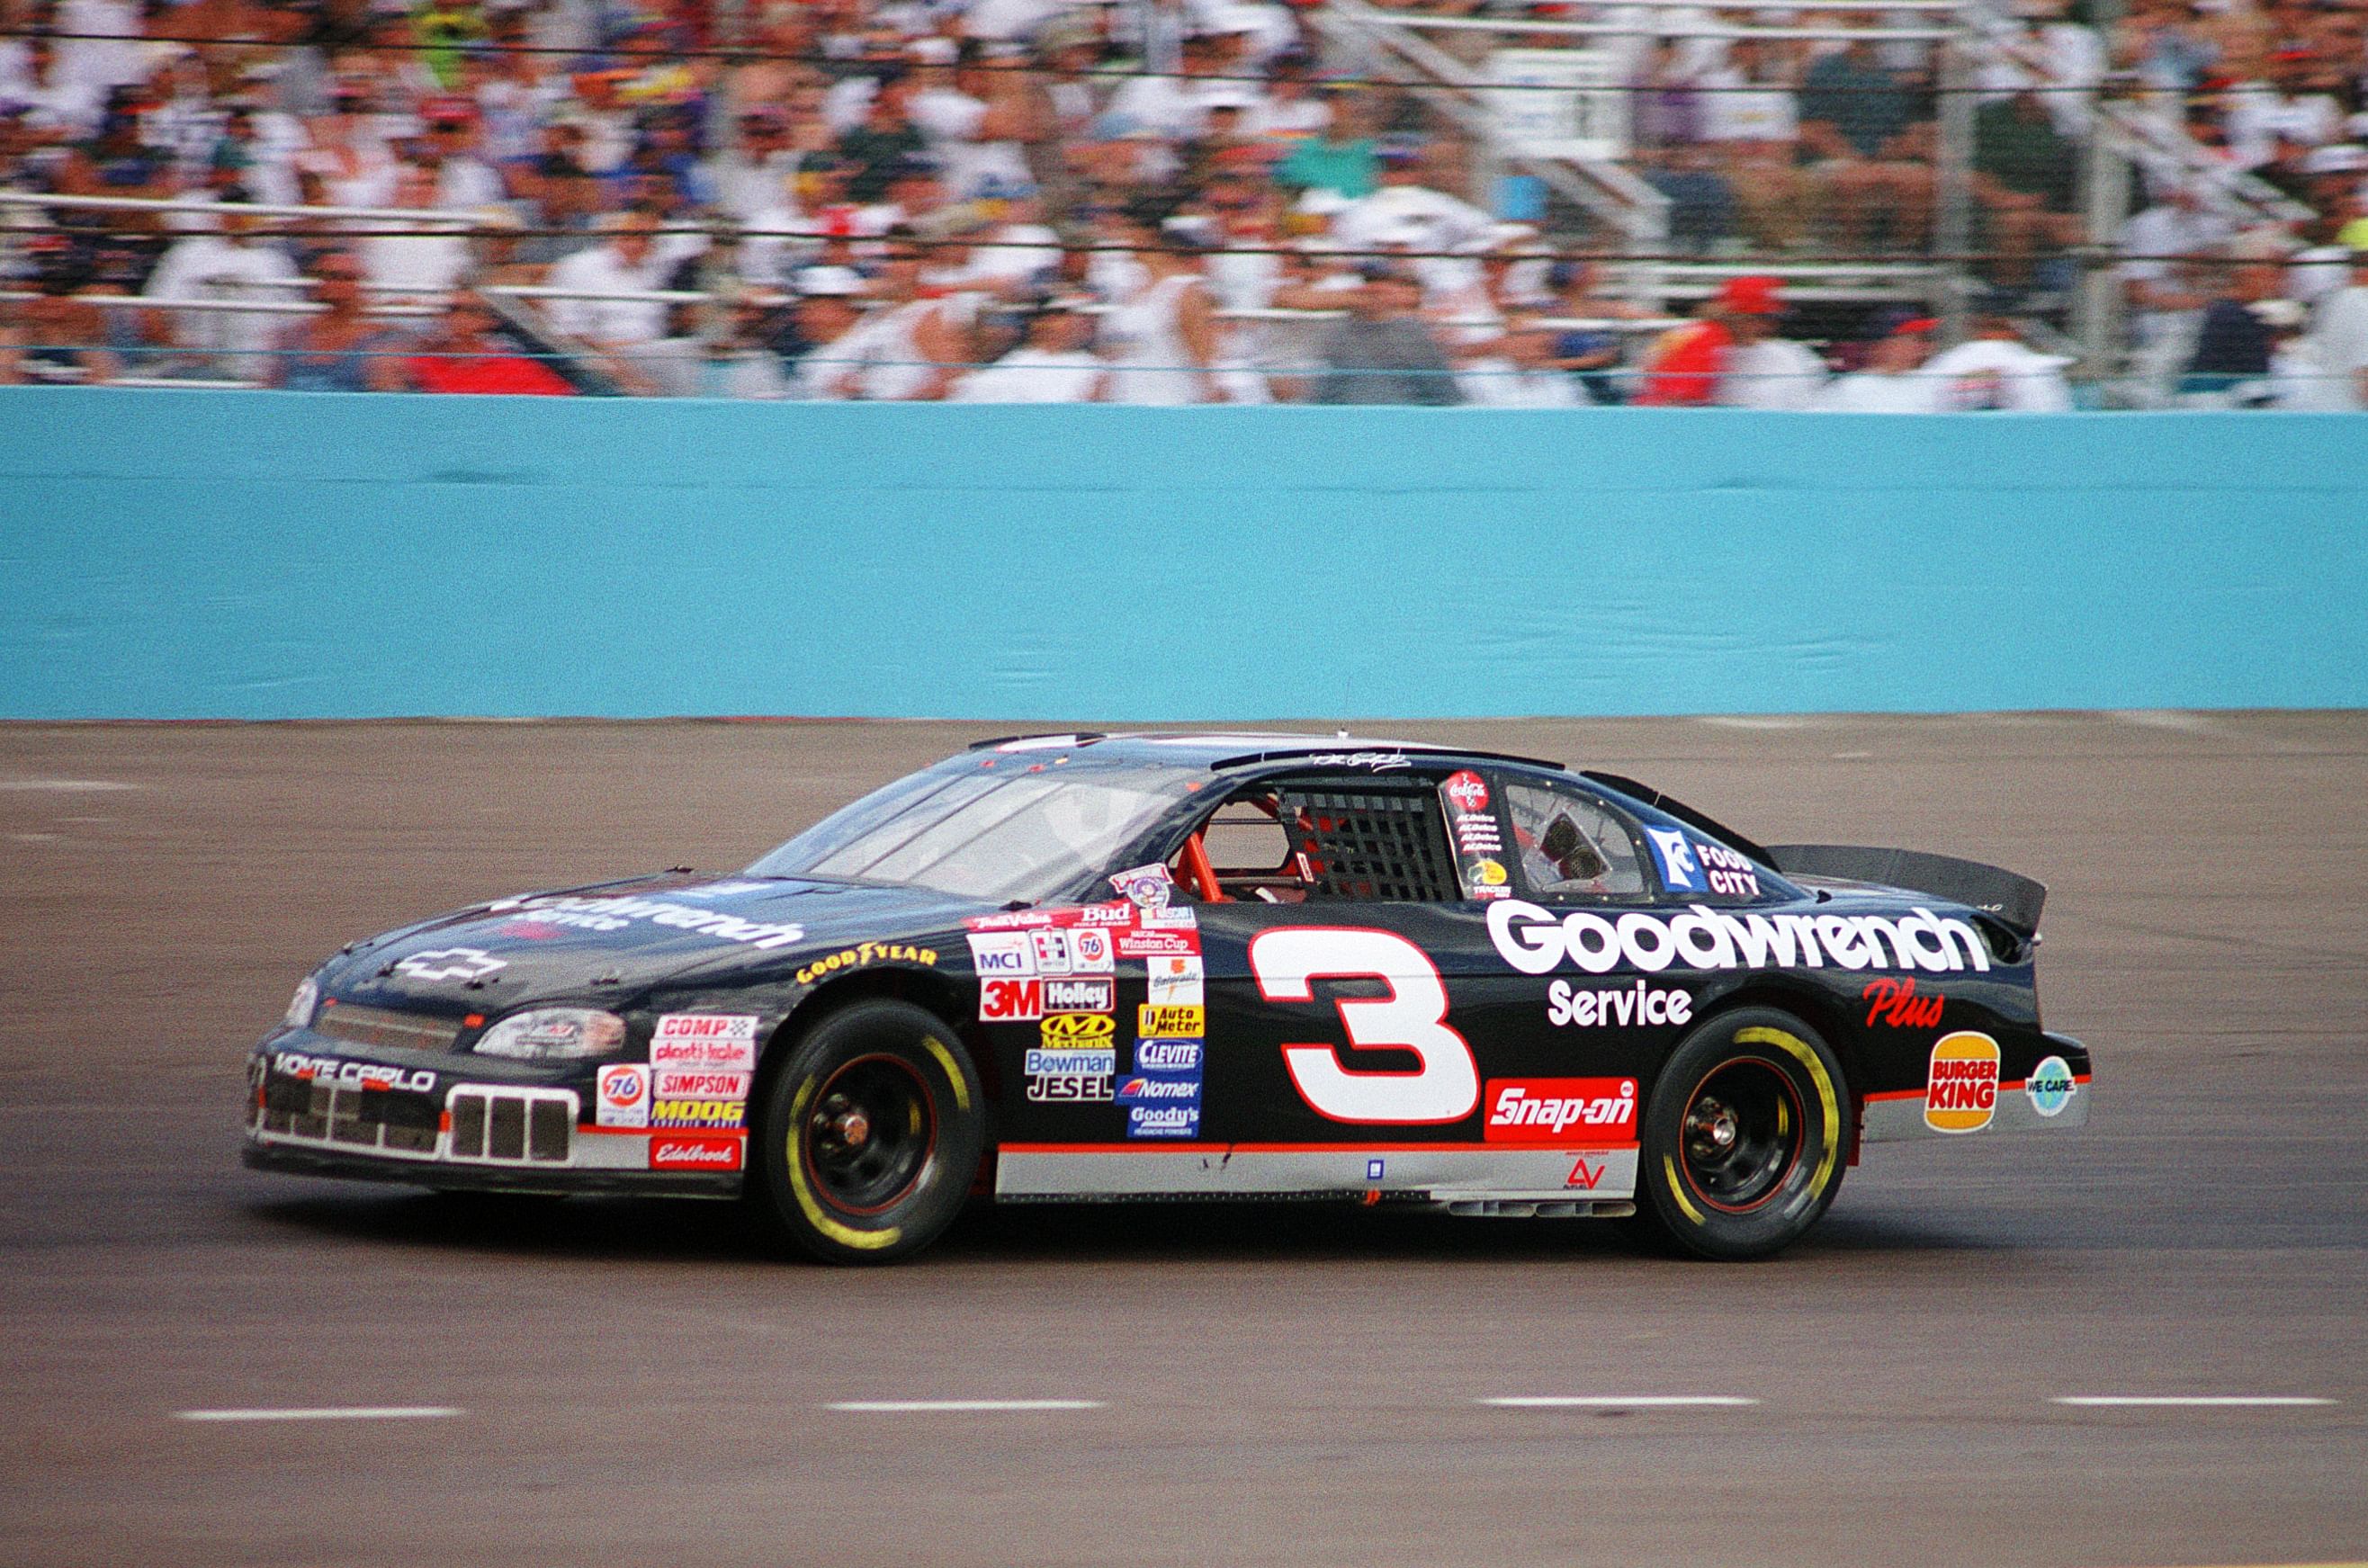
[996, 1147, 1638, 1201]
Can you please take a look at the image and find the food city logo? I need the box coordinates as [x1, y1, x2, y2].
[1484, 1078, 1639, 1144]
[1924, 1031, 2002, 1133]
[272, 1051, 435, 1094]
[1487, 900, 1994, 977]
[1645, 829, 1761, 898]
[648, 1013, 760, 1071]
[793, 942, 937, 987]
[1861, 976, 1944, 1029]
[2024, 1053, 2077, 1116]
[650, 1133, 742, 1170]
[1039, 1011, 1117, 1046]
[1546, 978, 1693, 1029]
[392, 948, 507, 983]
[595, 1063, 650, 1127]
[484, 893, 805, 951]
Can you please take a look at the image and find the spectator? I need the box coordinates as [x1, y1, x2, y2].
[358, 163, 473, 299]
[2119, 180, 2235, 345]
[1972, 88, 2082, 291]
[2258, 297, 2352, 409]
[785, 264, 869, 400]
[2181, 239, 2289, 399]
[1276, 84, 1378, 201]
[832, 226, 969, 400]
[269, 248, 405, 391]
[1798, 22, 1934, 250]
[1700, 38, 1812, 254]
[836, 71, 929, 203]
[1922, 316, 2076, 410]
[1458, 316, 1588, 408]
[141, 193, 300, 379]
[952, 292, 1109, 401]
[404, 289, 575, 394]
[7, 237, 118, 384]
[1819, 310, 1940, 411]
[631, 289, 793, 399]
[1312, 264, 1461, 405]
[1101, 203, 1224, 404]
[544, 206, 677, 350]
[1636, 275, 1826, 409]
[2307, 245, 2368, 408]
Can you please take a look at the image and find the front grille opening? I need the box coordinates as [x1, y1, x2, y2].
[314, 1004, 463, 1054]
[528, 1100, 570, 1162]
[488, 1097, 526, 1160]
[444, 1088, 577, 1167]
[450, 1094, 488, 1159]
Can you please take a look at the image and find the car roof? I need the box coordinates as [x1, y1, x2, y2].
[964, 731, 1573, 774]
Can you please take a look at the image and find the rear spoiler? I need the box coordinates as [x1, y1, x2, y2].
[1764, 845, 2047, 936]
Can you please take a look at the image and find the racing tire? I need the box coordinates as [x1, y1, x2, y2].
[751, 999, 983, 1266]
[1634, 1007, 1849, 1261]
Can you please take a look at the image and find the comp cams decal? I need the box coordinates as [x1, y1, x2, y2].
[649, 1014, 759, 1071]
[1488, 900, 1994, 976]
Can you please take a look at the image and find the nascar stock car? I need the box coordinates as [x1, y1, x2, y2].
[246, 733, 2090, 1263]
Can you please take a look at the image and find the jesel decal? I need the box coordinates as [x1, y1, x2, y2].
[1488, 899, 1993, 977]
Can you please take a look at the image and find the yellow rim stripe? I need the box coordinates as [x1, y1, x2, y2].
[1737, 1026, 1840, 1198]
[787, 1076, 901, 1251]
[1664, 1155, 1705, 1225]
[923, 1035, 971, 1112]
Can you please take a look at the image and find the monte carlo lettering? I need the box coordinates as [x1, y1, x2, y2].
[1487, 900, 1993, 977]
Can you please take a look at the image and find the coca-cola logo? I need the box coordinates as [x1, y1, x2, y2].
[1444, 770, 1490, 814]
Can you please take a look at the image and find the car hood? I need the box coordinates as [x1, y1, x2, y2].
[315, 872, 992, 1009]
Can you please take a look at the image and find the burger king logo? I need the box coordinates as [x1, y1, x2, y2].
[1924, 1031, 2001, 1133]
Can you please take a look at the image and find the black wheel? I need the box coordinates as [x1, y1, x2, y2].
[752, 999, 982, 1265]
[1635, 1007, 1849, 1261]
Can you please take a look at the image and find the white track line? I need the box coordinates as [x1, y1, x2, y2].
[175, 1406, 462, 1423]
[1481, 1396, 1760, 1409]
[2053, 1396, 2335, 1408]
[826, 1399, 1106, 1413]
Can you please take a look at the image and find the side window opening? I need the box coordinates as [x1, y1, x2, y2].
[1170, 779, 1462, 904]
[1502, 781, 1649, 900]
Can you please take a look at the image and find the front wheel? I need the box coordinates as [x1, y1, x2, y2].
[752, 999, 983, 1265]
[1635, 1007, 1849, 1261]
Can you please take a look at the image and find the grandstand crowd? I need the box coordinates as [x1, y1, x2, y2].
[0, 0, 2364, 405]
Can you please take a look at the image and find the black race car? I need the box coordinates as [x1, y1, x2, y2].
[246, 733, 2089, 1262]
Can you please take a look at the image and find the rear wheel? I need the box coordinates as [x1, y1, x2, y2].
[752, 999, 983, 1265]
[1635, 1007, 1849, 1260]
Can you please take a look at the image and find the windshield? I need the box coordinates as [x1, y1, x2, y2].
[747, 761, 1196, 903]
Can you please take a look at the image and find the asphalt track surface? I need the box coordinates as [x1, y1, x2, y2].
[2, 712, 2364, 1568]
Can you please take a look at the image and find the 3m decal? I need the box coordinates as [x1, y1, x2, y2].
[2024, 1054, 2077, 1116]
[794, 942, 937, 986]
[1546, 978, 1692, 1028]
[1134, 1039, 1203, 1072]
[966, 931, 1036, 977]
[652, 1069, 750, 1100]
[1039, 1011, 1116, 1045]
[1924, 1031, 2001, 1133]
[1645, 828, 1706, 893]
[1484, 1078, 1639, 1144]
[393, 948, 506, 982]
[650, 1133, 742, 1170]
[1488, 900, 1993, 977]
[650, 1014, 759, 1071]
[1444, 771, 1490, 813]
[981, 977, 1044, 1022]
[1862, 975, 1944, 1028]
[1041, 977, 1114, 1014]
[1136, 1004, 1205, 1038]
[595, 1064, 650, 1128]
[1250, 927, 1480, 1124]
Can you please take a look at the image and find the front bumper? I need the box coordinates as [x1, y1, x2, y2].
[245, 1037, 748, 1197]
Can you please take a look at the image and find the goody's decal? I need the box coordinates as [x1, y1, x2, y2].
[1645, 828, 1706, 893]
[1127, 1104, 1199, 1139]
[1488, 900, 1994, 977]
[2024, 1054, 2077, 1116]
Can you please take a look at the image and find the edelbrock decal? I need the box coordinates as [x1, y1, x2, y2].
[1486, 900, 1993, 977]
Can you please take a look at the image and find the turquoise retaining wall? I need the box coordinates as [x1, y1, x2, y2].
[4, 388, 2364, 719]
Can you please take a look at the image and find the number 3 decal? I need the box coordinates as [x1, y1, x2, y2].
[1249, 927, 1479, 1124]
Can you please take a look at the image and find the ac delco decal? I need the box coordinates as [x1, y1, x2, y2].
[650, 1097, 747, 1129]
[1042, 977, 1114, 1014]
[1924, 1031, 2001, 1133]
[1136, 1004, 1205, 1038]
[650, 1133, 743, 1170]
[980, 976, 1043, 1022]
[1040, 1011, 1116, 1045]
[1483, 1078, 1639, 1144]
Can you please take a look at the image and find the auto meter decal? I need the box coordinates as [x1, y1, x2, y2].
[1484, 1078, 1639, 1144]
[1924, 1031, 2002, 1133]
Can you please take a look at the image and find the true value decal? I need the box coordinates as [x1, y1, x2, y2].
[1487, 900, 1994, 976]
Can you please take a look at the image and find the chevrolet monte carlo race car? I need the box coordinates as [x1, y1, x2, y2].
[246, 733, 2090, 1263]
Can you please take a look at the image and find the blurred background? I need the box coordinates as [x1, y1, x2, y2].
[2, 0, 2364, 408]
